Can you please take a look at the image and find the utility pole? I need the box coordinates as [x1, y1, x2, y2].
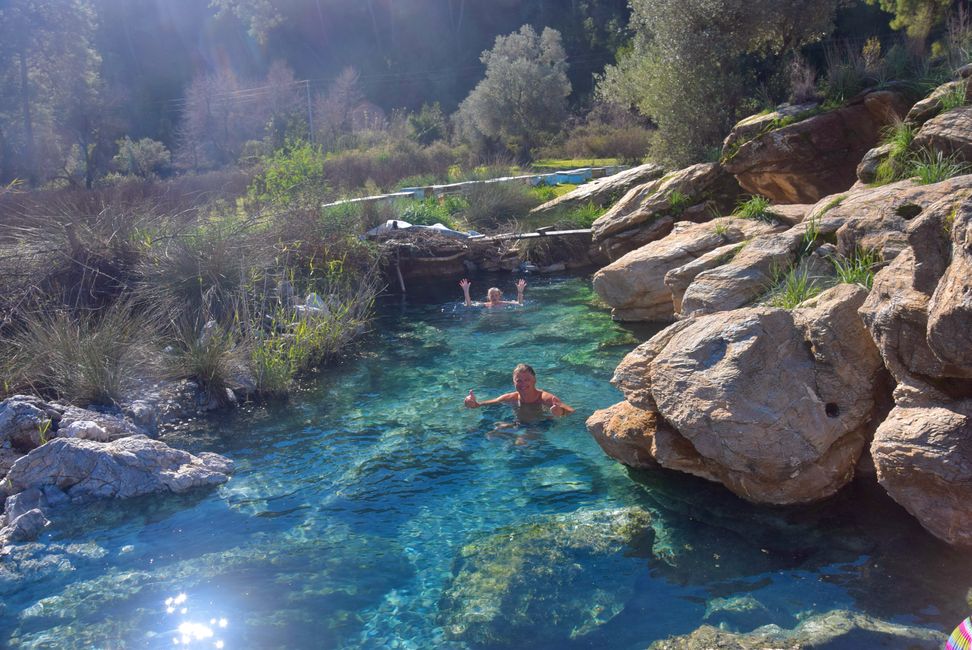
[305, 79, 315, 143]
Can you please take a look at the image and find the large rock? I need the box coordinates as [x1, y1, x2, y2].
[4, 435, 233, 501]
[913, 105, 972, 163]
[905, 78, 972, 127]
[592, 217, 782, 321]
[872, 400, 972, 547]
[723, 90, 910, 203]
[649, 609, 945, 650]
[927, 196, 972, 368]
[590, 163, 742, 259]
[529, 163, 665, 216]
[0, 395, 144, 453]
[610, 285, 883, 504]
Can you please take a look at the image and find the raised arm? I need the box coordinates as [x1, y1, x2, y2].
[465, 390, 517, 408]
[459, 278, 473, 306]
[515, 278, 527, 305]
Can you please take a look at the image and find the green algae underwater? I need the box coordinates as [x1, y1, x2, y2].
[1, 275, 969, 649]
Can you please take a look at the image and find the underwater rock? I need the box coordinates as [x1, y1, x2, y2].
[438, 506, 651, 645]
[702, 594, 774, 632]
[4, 435, 233, 501]
[593, 217, 781, 322]
[648, 609, 946, 649]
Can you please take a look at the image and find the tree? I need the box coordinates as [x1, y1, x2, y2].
[314, 67, 365, 149]
[0, 0, 104, 185]
[865, 0, 957, 43]
[597, 0, 843, 166]
[455, 25, 571, 161]
[112, 136, 171, 178]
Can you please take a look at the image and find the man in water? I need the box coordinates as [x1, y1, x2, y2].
[460, 278, 527, 307]
[464, 363, 575, 418]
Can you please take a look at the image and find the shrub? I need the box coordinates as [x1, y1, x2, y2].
[396, 198, 459, 229]
[112, 137, 172, 179]
[907, 149, 971, 184]
[166, 317, 239, 403]
[939, 81, 969, 112]
[667, 189, 690, 216]
[248, 140, 327, 207]
[461, 181, 539, 230]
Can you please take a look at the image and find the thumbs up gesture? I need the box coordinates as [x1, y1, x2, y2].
[464, 390, 479, 408]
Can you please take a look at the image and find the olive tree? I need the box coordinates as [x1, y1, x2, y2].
[597, 0, 843, 166]
[456, 25, 571, 161]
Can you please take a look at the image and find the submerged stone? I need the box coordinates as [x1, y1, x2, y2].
[438, 506, 652, 644]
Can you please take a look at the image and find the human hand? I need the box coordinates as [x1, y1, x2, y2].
[459, 279, 471, 292]
[549, 396, 565, 417]
[516, 279, 527, 292]
[464, 390, 479, 408]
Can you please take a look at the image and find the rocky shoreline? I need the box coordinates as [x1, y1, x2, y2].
[585, 65, 972, 548]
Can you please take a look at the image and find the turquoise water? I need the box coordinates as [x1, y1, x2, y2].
[2, 275, 970, 648]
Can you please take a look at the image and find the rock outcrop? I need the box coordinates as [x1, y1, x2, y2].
[529, 163, 665, 216]
[723, 90, 910, 203]
[913, 105, 972, 162]
[592, 217, 783, 321]
[590, 163, 742, 259]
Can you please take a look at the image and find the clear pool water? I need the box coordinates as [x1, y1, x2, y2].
[2, 275, 970, 649]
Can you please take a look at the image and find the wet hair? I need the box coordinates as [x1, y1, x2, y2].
[513, 363, 536, 377]
[487, 287, 502, 300]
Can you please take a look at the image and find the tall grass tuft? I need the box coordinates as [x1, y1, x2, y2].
[907, 149, 971, 185]
[875, 121, 915, 184]
[832, 247, 881, 289]
[667, 189, 690, 216]
[939, 81, 969, 112]
[462, 181, 538, 230]
[166, 317, 239, 403]
[766, 265, 822, 309]
[5, 300, 157, 405]
[734, 195, 772, 220]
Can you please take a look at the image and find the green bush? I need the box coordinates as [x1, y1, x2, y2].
[461, 181, 539, 230]
[249, 141, 327, 207]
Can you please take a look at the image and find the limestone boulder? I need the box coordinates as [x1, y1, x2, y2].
[913, 105, 972, 163]
[927, 198, 972, 368]
[4, 435, 233, 501]
[529, 163, 665, 216]
[665, 242, 745, 315]
[677, 227, 806, 318]
[590, 163, 742, 259]
[859, 189, 972, 401]
[905, 78, 972, 127]
[612, 285, 883, 504]
[856, 142, 893, 184]
[610, 319, 695, 412]
[0, 397, 55, 451]
[872, 400, 972, 547]
[723, 90, 910, 203]
[592, 217, 782, 321]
